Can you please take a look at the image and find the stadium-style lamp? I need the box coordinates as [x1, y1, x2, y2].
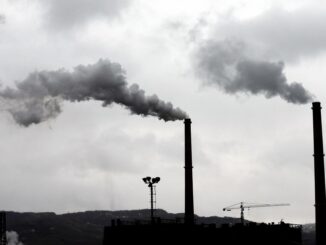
[142, 176, 160, 224]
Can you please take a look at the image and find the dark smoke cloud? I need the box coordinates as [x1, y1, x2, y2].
[195, 39, 313, 104]
[0, 59, 188, 126]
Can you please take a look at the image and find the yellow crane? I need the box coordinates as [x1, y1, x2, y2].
[223, 202, 290, 225]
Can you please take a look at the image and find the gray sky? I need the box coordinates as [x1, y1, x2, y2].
[0, 0, 325, 224]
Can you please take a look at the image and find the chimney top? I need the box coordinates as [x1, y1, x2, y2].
[184, 118, 191, 124]
[313, 102, 321, 109]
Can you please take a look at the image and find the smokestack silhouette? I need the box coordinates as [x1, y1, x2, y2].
[0, 212, 6, 245]
[312, 102, 326, 245]
[0, 59, 188, 126]
[184, 118, 194, 225]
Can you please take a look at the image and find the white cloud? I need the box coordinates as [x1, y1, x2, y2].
[6, 231, 23, 245]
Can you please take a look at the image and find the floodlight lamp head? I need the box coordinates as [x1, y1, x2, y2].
[152, 177, 160, 183]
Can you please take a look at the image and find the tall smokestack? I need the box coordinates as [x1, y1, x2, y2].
[184, 118, 194, 225]
[312, 102, 326, 245]
[0, 212, 6, 245]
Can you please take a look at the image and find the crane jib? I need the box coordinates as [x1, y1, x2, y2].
[222, 202, 290, 224]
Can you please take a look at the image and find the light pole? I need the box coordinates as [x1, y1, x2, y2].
[142, 176, 160, 224]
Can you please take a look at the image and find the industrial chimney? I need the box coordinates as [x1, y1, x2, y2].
[184, 118, 194, 225]
[312, 102, 326, 245]
[0, 212, 6, 245]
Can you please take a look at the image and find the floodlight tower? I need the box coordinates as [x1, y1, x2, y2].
[142, 176, 161, 224]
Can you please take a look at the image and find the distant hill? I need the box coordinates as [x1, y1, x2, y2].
[4, 210, 315, 245]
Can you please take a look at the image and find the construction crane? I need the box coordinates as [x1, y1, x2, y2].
[223, 202, 290, 225]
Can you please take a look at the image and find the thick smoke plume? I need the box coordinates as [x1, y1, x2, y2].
[0, 59, 188, 126]
[195, 39, 313, 104]
[6, 231, 23, 245]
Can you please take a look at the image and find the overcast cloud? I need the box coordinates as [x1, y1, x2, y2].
[0, 0, 324, 224]
[198, 4, 326, 62]
[38, 0, 130, 30]
[0, 14, 5, 24]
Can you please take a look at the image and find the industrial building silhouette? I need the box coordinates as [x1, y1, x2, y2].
[1, 103, 325, 244]
[102, 105, 326, 245]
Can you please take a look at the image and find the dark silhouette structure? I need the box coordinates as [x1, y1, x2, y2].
[142, 176, 160, 224]
[312, 102, 326, 245]
[0, 212, 6, 245]
[103, 220, 302, 245]
[184, 118, 194, 225]
[223, 202, 290, 225]
[103, 118, 302, 245]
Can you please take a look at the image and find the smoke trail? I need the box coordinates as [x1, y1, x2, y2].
[0, 59, 188, 126]
[6, 231, 23, 245]
[195, 39, 313, 104]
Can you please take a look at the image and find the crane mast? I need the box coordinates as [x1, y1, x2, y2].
[223, 202, 290, 225]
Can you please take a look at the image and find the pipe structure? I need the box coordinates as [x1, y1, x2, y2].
[312, 102, 326, 245]
[184, 118, 194, 225]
